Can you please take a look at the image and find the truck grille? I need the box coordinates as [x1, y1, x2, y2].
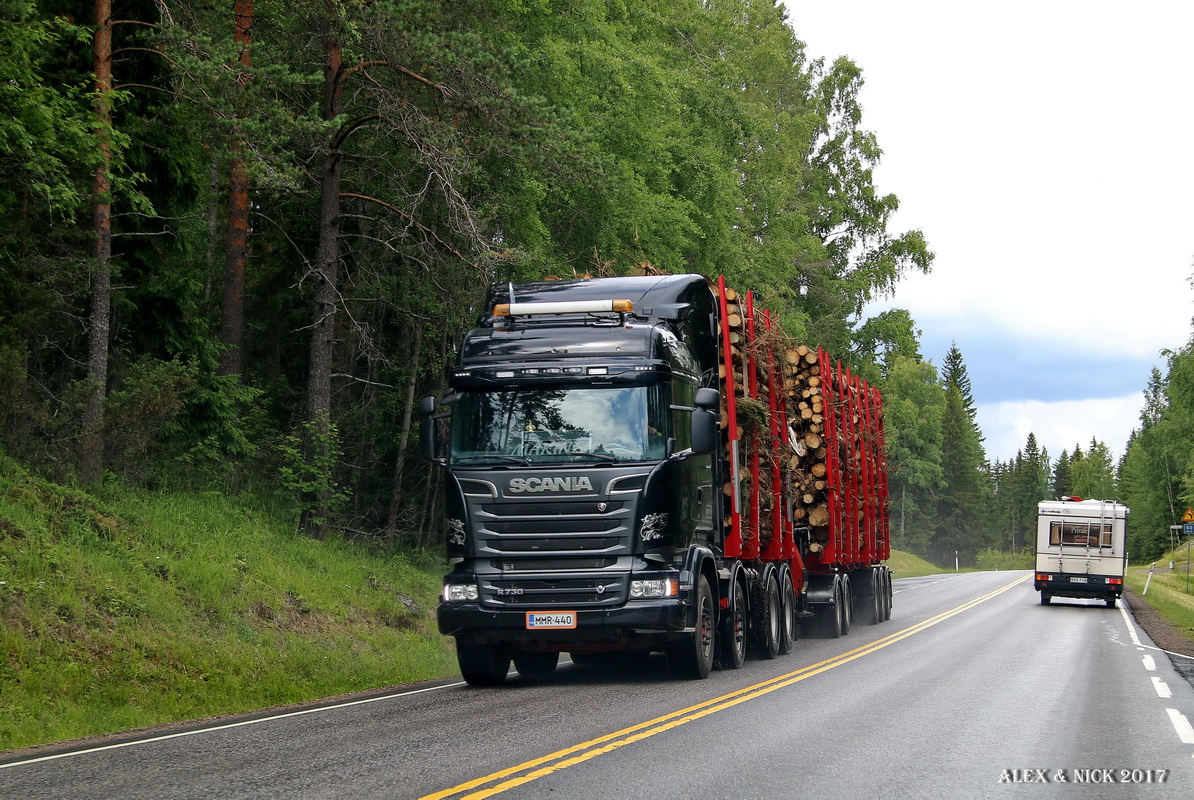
[481, 575, 628, 607]
[482, 501, 625, 516]
[491, 557, 616, 571]
[487, 537, 620, 553]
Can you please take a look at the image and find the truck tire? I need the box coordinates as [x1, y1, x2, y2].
[456, 635, 511, 687]
[1106, 596, 1117, 608]
[882, 567, 893, 621]
[715, 575, 746, 670]
[749, 573, 781, 660]
[777, 567, 798, 655]
[857, 568, 882, 626]
[1040, 591, 1051, 605]
[667, 575, 715, 679]
[513, 651, 559, 681]
[817, 578, 845, 639]
[838, 575, 852, 635]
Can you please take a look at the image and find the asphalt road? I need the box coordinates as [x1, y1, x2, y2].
[4, 571, 1193, 799]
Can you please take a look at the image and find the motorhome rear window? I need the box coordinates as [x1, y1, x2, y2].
[1049, 520, 1113, 548]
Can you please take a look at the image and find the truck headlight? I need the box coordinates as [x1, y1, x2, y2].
[443, 583, 479, 602]
[630, 579, 677, 599]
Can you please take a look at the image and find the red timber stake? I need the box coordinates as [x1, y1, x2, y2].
[818, 347, 840, 567]
[873, 385, 892, 560]
[859, 372, 875, 563]
[744, 292, 761, 559]
[841, 362, 858, 564]
[718, 276, 742, 559]
[761, 308, 783, 562]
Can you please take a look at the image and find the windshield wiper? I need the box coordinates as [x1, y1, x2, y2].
[454, 455, 530, 466]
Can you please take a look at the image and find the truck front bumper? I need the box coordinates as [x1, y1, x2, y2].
[1034, 572, 1123, 600]
[438, 599, 691, 646]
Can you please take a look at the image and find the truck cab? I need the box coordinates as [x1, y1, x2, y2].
[422, 275, 725, 683]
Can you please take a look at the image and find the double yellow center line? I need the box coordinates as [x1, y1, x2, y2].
[422, 574, 1029, 800]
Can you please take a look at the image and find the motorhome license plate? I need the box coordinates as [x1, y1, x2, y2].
[1070, 577, 1088, 583]
[526, 612, 576, 629]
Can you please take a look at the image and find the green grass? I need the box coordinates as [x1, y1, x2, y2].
[886, 549, 949, 578]
[0, 456, 457, 751]
[1127, 545, 1194, 643]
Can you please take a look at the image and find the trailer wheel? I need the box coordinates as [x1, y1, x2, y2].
[839, 575, 852, 635]
[882, 568, 893, 621]
[1040, 591, 1051, 605]
[777, 568, 798, 655]
[818, 579, 844, 639]
[513, 651, 559, 681]
[715, 575, 746, 670]
[749, 573, 781, 660]
[868, 569, 883, 625]
[667, 575, 715, 680]
[456, 636, 510, 687]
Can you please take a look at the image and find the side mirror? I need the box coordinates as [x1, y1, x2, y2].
[418, 395, 439, 462]
[694, 387, 720, 411]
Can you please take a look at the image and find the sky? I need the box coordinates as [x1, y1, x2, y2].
[781, 0, 1194, 464]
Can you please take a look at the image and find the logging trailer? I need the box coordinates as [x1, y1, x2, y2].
[419, 274, 893, 684]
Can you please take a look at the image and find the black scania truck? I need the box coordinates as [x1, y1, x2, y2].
[419, 274, 892, 685]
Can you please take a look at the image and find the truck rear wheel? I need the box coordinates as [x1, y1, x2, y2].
[1040, 591, 1051, 605]
[456, 636, 511, 687]
[838, 575, 852, 635]
[1106, 596, 1117, 608]
[882, 568, 892, 621]
[667, 575, 715, 679]
[749, 573, 781, 660]
[715, 575, 746, 670]
[777, 568, 797, 655]
[513, 651, 559, 681]
[856, 568, 883, 626]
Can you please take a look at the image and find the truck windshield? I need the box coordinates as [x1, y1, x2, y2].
[449, 386, 667, 465]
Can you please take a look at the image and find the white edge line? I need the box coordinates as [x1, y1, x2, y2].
[1120, 602, 1144, 647]
[0, 680, 466, 771]
[1167, 708, 1194, 744]
[1120, 599, 1194, 660]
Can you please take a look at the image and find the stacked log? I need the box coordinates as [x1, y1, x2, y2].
[781, 345, 832, 549]
[715, 280, 887, 565]
[714, 284, 761, 552]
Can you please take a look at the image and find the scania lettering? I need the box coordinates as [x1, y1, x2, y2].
[419, 274, 893, 685]
[508, 476, 594, 494]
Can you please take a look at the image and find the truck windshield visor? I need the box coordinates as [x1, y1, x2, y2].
[449, 386, 667, 465]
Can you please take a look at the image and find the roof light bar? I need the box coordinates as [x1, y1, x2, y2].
[493, 299, 633, 316]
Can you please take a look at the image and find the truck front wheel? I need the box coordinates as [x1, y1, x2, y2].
[668, 575, 715, 679]
[456, 635, 511, 687]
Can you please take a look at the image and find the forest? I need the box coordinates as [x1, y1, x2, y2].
[1, 0, 1188, 567]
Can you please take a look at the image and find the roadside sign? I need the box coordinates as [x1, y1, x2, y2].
[1183, 508, 1194, 523]
[1185, 523, 1194, 537]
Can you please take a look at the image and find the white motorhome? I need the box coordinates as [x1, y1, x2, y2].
[1034, 497, 1129, 607]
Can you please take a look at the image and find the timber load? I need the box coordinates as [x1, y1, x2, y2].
[715, 277, 890, 573]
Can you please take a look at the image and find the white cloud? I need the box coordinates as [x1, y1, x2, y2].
[782, 0, 1194, 461]
[976, 393, 1144, 465]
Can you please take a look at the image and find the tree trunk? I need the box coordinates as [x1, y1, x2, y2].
[386, 320, 424, 539]
[303, 17, 344, 539]
[81, 0, 113, 485]
[219, 0, 254, 377]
